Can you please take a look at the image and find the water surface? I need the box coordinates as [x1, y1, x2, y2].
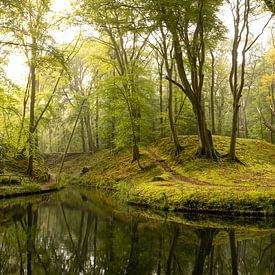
[0, 188, 274, 274]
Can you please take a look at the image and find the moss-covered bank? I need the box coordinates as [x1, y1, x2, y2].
[51, 136, 275, 215]
[0, 140, 61, 198]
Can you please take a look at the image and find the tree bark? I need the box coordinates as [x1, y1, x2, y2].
[210, 50, 216, 135]
[230, 103, 240, 160]
[160, 26, 182, 155]
[158, 58, 165, 138]
[84, 111, 94, 153]
[95, 96, 99, 149]
[27, 58, 36, 176]
[80, 116, 86, 152]
[162, 2, 217, 159]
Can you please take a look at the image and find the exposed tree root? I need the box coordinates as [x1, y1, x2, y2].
[221, 153, 246, 166]
[195, 148, 220, 161]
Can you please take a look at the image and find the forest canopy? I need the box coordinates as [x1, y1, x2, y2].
[0, 0, 274, 176]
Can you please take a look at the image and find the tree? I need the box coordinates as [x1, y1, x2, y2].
[259, 47, 275, 138]
[151, 26, 182, 154]
[78, 0, 156, 167]
[227, 0, 272, 161]
[0, 0, 54, 175]
[148, 0, 224, 158]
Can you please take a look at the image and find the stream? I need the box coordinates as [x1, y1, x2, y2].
[0, 187, 274, 274]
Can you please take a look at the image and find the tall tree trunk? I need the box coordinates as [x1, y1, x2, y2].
[229, 102, 240, 160]
[159, 59, 165, 138]
[95, 96, 99, 149]
[80, 116, 86, 152]
[210, 50, 216, 135]
[16, 72, 30, 155]
[59, 100, 86, 174]
[160, 26, 181, 155]
[168, 74, 182, 155]
[84, 111, 94, 153]
[270, 63, 275, 143]
[27, 60, 36, 176]
[166, 14, 217, 159]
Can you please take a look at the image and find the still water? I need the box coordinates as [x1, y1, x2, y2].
[0, 188, 274, 275]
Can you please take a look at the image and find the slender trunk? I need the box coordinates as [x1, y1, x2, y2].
[95, 96, 99, 149]
[271, 108, 274, 143]
[259, 113, 264, 139]
[210, 50, 216, 135]
[243, 106, 248, 138]
[168, 75, 181, 155]
[16, 72, 30, 155]
[217, 90, 224, 135]
[229, 103, 240, 160]
[159, 60, 164, 138]
[271, 64, 275, 143]
[160, 26, 181, 154]
[59, 100, 86, 175]
[49, 125, 53, 153]
[27, 61, 36, 176]
[84, 111, 94, 153]
[26, 205, 33, 275]
[229, 230, 238, 275]
[80, 116, 86, 152]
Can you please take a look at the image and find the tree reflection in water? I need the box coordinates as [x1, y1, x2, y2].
[0, 190, 274, 274]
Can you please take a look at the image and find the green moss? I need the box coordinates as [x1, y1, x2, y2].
[53, 135, 275, 215]
[153, 136, 275, 187]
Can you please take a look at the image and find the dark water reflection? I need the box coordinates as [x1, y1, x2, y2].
[0, 188, 275, 275]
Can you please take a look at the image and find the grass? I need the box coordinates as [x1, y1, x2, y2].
[51, 135, 275, 215]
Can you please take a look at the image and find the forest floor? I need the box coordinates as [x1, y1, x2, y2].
[47, 135, 275, 215]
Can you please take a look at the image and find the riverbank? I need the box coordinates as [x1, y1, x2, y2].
[0, 182, 63, 199]
[49, 135, 275, 215]
[0, 143, 63, 199]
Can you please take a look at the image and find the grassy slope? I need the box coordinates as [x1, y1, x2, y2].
[56, 136, 275, 215]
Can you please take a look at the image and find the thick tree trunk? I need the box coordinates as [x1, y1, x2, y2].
[195, 102, 216, 159]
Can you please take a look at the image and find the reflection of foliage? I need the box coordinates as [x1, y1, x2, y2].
[0, 190, 275, 274]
